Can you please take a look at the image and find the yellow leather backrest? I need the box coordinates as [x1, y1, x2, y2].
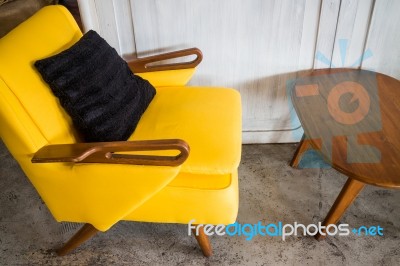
[0, 6, 82, 157]
[0, 5, 198, 160]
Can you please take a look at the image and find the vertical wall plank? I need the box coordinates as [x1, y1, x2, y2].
[78, 0, 136, 56]
[330, 0, 374, 68]
[91, 0, 120, 53]
[298, 0, 322, 70]
[313, 0, 341, 69]
[77, 0, 99, 32]
[112, 0, 136, 56]
[362, 0, 400, 79]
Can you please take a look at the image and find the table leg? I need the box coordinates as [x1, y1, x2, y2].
[290, 135, 310, 168]
[315, 177, 365, 240]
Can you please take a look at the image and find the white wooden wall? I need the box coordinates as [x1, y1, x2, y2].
[77, 0, 400, 144]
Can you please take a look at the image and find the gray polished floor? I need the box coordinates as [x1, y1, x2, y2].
[0, 141, 399, 265]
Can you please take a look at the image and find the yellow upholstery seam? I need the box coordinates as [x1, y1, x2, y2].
[0, 76, 44, 150]
[167, 176, 233, 191]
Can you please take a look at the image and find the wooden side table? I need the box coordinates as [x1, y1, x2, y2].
[290, 68, 400, 240]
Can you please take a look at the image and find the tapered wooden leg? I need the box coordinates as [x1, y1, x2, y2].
[192, 225, 212, 257]
[315, 178, 365, 240]
[57, 223, 99, 256]
[290, 135, 310, 168]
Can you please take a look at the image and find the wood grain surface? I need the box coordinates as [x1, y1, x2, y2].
[292, 68, 400, 188]
[32, 139, 190, 166]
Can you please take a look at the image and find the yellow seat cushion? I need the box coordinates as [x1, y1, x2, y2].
[168, 172, 231, 190]
[130, 86, 242, 179]
[124, 172, 239, 225]
[136, 68, 196, 88]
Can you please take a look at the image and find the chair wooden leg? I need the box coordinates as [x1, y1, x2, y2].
[290, 135, 310, 168]
[315, 178, 365, 240]
[56, 223, 99, 256]
[192, 225, 212, 257]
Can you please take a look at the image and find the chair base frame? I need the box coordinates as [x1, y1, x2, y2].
[56, 223, 99, 256]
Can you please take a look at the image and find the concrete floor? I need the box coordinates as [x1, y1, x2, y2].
[0, 141, 399, 265]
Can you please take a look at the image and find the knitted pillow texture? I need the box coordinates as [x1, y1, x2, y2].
[35, 30, 156, 142]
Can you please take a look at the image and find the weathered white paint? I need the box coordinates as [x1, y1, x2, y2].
[77, 0, 98, 31]
[298, 0, 321, 70]
[313, 0, 341, 69]
[77, 0, 400, 143]
[112, 0, 136, 56]
[362, 0, 400, 79]
[330, 0, 374, 68]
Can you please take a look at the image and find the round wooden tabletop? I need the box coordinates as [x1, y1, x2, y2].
[292, 68, 400, 189]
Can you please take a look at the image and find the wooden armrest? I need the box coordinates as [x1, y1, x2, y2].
[123, 48, 203, 73]
[32, 139, 190, 167]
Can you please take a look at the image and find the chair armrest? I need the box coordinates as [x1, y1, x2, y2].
[123, 48, 203, 73]
[31, 139, 190, 166]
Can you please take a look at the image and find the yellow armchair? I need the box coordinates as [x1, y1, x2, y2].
[0, 6, 242, 257]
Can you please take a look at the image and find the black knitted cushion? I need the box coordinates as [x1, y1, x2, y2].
[35, 30, 156, 142]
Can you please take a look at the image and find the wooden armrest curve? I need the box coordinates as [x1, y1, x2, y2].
[32, 139, 190, 166]
[123, 48, 203, 73]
